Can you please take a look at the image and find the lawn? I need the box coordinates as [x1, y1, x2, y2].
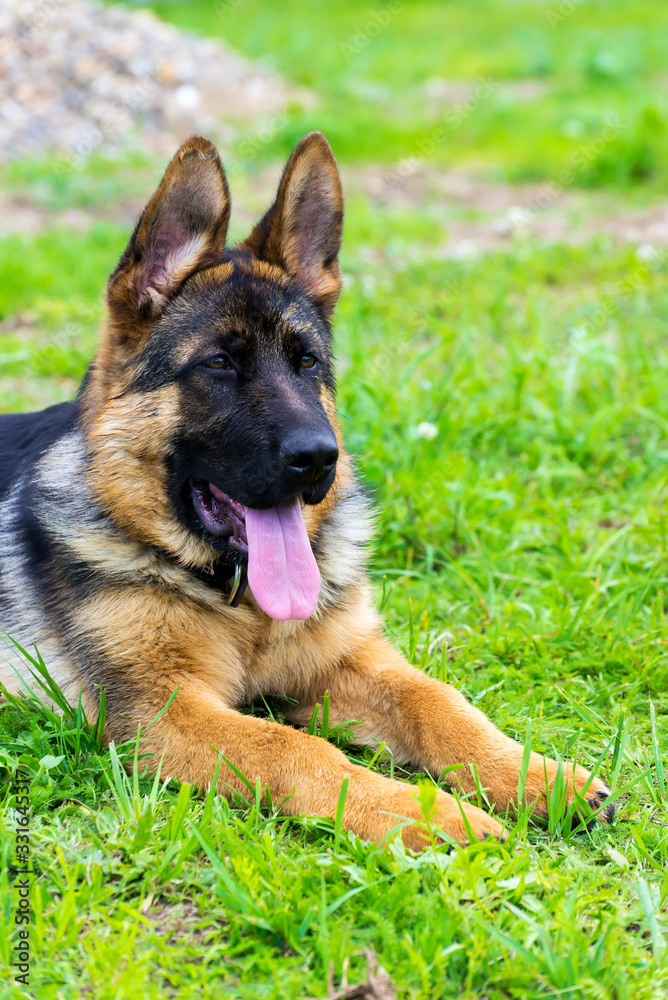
[144, 0, 668, 189]
[2, 1, 668, 998]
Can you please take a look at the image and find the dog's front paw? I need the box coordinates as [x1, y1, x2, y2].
[524, 758, 614, 827]
[399, 792, 505, 852]
[576, 769, 614, 826]
[436, 796, 506, 845]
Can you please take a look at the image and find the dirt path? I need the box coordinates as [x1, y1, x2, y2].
[2, 162, 667, 258]
[353, 164, 668, 256]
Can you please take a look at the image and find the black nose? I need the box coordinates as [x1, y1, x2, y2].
[280, 428, 339, 483]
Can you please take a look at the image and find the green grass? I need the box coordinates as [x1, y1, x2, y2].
[2, 0, 668, 995]
[133, 0, 668, 188]
[0, 225, 125, 410]
[0, 151, 158, 212]
[1, 202, 668, 998]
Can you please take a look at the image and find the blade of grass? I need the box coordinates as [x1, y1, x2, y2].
[334, 775, 349, 851]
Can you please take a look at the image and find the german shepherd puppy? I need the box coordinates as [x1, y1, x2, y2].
[0, 134, 613, 848]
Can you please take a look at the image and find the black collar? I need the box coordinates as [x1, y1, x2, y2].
[190, 557, 248, 607]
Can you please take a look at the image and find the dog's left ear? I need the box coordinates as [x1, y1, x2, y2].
[241, 132, 344, 319]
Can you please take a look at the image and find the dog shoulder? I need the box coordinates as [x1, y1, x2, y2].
[0, 402, 78, 501]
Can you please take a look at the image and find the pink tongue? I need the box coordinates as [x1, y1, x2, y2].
[245, 497, 321, 621]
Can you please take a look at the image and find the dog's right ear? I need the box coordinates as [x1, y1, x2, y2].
[106, 136, 230, 351]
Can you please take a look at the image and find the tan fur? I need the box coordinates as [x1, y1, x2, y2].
[85, 386, 220, 569]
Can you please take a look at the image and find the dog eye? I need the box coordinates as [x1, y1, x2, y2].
[203, 355, 233, 370]
[300, 354, 317, 369]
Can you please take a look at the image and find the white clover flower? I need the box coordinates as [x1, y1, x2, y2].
[416, 421, 438, 440]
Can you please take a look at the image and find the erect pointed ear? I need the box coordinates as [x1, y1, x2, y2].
[240, 132, 344, 319]
[106, 136, 230, 347]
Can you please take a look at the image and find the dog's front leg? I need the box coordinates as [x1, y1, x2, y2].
[289, 635, 614, 826]
[121, 683, 502, 849]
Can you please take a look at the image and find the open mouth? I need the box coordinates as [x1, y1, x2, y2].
[190, 480, 321, 622]
[191, 481, 248, 554]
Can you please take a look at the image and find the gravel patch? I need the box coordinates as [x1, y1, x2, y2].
[0, 0, 298, 163]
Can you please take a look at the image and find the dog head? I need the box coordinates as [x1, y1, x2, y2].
[83, 133, 349, 617]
